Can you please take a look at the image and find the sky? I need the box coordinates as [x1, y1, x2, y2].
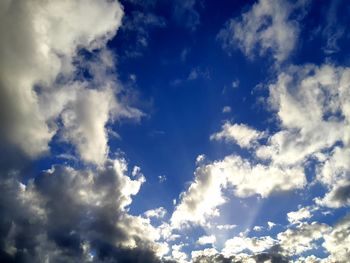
[0, 0, 350, 262]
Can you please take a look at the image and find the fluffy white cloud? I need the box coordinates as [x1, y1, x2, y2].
[277, 222, 330, 256]
[171, 244, 188, 263]
[171, 154, 305, 228]
[197, 235, 216, 245]
[255, 64, 350, 208]
[210, 123, 265, 148]
[0, 0, 144, 165]
[257, 65, 350, 166]
[218, 0, 308, 62]
[322, 215, 350, 262]
[217, 224, 237, 230]
[145, 207, 167, 219]
[0, 0, 123, 158]
[170, 162, 227, 228]
[222, 235, 276, 256]
[267, 221, 276, 230]
[191, 248, 218, 260]
[216, 155, 305, 198]
[253, 226, 263, 232]
[60, 87, 114, 164]
[173, 63, 350, 231]
[315, 146, 350, 208]
[287, 206, 313, 225]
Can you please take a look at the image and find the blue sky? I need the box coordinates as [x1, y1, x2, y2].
[0, 0, 350, 262]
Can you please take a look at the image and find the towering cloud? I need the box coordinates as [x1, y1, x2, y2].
[0, 0, 142, 165]
[0, 1, 164, 262]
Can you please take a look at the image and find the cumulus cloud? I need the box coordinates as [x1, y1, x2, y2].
[197, 235, 216, 246]
[0, 0, 143, 165]
[315, 146, 350, 208]
[210, 123, 265, 148]
[0, 158, 174, 263]
[0, 1, 172, 262]
[145, 207, 167, 219]
[256, 64, 350, 207]
[277, 222, 330, 256]
[322, 215, 350, 262]
[190, 215, 349, 263]
[287, 206, 313, 225]
[170, 162, 227, 228]
[218, 0, 308, 62]
[192, 252, 289, 263]
[171, 244, 188, 263]
[257, 64, 350, 167]
[217, 224, 237, 231]
[171, 154, 305, 228]
[222, 235, 276, 256]
[173, 62, 350, 235]
[267, 222, 276, 230]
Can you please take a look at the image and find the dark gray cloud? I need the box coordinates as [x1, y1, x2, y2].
[0, 160, 172, 263]
[192, 251, 289, 263]
[331, 183, 350, 204]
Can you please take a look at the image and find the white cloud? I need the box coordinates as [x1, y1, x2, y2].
[221, 155, 306, 198]
[277, 222, 330, 256]
[295, 255, 322, 263]
[60, 87, 114, 164]
[322, 215, 350, 262]
[0, 0, 144, 165]
[253, 226, 263, 232]
[267, 221, 276, 230]
[218, 0, 307, 62]
[171, 154, 305, 228]
[197, 235, 216, 245]
[170, 162, 227, 228]
[254, 64, 350, 208]
[315, 181, 350, 208]
[287, 206, 313, 225]
[315, 146, 350, 208]
[172, 63, 350, 231]
[222, 235, 276, 256]
[171, 244, 189, 263]
[210, 123, 265, 148]
[0, 0, 124, 158]
[0, 157, 170, 262]
[257, 65, 350, 167]
[217, 224, 237, 230]
[144, 207, 167, 219]
[191, 248, 218, 260]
